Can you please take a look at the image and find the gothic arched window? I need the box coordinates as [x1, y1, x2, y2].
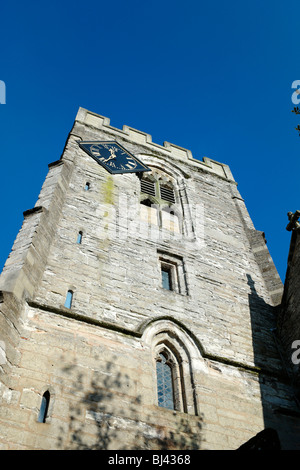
[144, 321, 200, 416]
[155, 345, 186, 412]
[156, 352, 175, 410]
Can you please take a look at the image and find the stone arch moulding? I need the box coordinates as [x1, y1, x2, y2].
[136, 154, 191, 182]
[140, 318, 208, 416]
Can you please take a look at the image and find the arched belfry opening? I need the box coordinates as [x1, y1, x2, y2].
[139, 168, 183, 234]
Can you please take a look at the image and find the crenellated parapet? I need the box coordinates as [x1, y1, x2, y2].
[73, 107, 235, 182]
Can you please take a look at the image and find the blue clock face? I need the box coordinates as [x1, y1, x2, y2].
[78, 141, 151, 174]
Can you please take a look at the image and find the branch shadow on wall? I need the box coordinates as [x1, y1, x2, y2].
[56, 359, 203, 450]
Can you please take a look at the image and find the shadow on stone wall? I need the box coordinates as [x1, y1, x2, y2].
[56, 360, 203, 450]
[246, 274, 300, 450]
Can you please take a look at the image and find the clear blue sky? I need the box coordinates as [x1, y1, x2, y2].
[1, 0, 299, 282]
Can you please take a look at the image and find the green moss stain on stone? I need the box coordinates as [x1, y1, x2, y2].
[97, 175, 116, 274]
[102, 175, 115, 205]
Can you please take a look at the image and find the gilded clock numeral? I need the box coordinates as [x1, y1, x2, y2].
[90, 145, 102, 157]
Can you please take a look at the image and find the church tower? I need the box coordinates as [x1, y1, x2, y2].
[1, 107, 300, 450]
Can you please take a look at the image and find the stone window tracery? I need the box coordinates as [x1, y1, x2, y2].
[145, 322, 201, 416]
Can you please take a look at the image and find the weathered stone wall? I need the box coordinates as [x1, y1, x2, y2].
[0, 302, 299, 450]
[278, 227, 300, 396]
[0, 108, 299, 450]
[0, 157, 75, 448]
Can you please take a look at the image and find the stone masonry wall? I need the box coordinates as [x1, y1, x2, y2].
[278, 228, 300, 396]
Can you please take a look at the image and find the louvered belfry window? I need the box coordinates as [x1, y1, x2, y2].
[140, 178, 175, 203]
[140, 175, 180, 233]
[160, 185, 175, 204]
[140, 179, 156, 197]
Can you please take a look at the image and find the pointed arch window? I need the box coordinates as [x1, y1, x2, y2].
[155, 345, 186, 412]
[156, 352, 175, 410]
[147, 322, 200, 416]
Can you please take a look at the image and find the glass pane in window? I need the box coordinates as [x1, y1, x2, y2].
[156, 354, 174, 410]
[161, 268, 171, 290]
[38, 391, 50, 423]
[64, 290, 73, 309]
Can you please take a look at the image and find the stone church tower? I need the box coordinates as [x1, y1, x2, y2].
[1, 107, 300, 450]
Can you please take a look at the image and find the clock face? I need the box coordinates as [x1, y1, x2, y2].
[78, 141, 151, 175]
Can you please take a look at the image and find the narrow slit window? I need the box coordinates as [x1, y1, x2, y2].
[64, 290, 73, 309]
[77, 231, 83, 244]
[38, 391, 50, 423]
[156, 353, 175, 410]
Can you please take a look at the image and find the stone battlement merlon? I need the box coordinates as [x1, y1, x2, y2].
[73, 107, 235, 182]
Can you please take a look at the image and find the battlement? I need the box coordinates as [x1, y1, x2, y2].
[74, 107, 235, 182]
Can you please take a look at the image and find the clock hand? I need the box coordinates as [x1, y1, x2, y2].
[103, 148, 117, 163]
[103, 155, 116, 163]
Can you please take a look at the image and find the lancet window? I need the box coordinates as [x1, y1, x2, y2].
[155, 343, 186, 412]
